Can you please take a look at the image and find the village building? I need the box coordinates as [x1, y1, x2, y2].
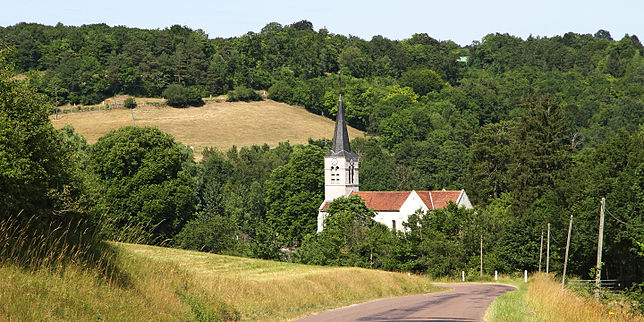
[317, 95, 473, 232]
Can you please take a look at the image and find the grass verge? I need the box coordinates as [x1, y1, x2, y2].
[485, 273, 644, 321]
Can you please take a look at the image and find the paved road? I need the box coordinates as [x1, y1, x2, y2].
[296, 283, 516, 322]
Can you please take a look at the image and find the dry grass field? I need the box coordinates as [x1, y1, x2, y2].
[0, 242, 441, 321]
[50, 99, 364, 157]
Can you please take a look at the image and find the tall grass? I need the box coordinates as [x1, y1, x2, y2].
[528, 274, 643, 321]
[0, 211, 126, 285]
[485, 277, 536, 321]
[486, 273, 644, 321]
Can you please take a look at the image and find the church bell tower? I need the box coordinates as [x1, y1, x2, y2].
[323, 95, 359, 203]
[318, 95, 360, 232]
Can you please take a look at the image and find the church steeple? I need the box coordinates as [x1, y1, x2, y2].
[319, 94, 360, 232]
[327, 95, 357, 158]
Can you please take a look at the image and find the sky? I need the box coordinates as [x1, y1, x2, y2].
[1, 0, 642, 45]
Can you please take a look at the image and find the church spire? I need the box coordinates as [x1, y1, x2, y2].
[328, 95, 356, 157]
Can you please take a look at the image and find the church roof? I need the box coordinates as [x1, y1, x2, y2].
[416, 190, 464, 210]
[326, 95, 358, 158]
[352, 191, 412, 211]
[320, 190, 465, 212]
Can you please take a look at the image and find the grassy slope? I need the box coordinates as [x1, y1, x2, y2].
[50, 99, 364, 157]
[0, 242, 440, 321]
[485, 274, 643, 321]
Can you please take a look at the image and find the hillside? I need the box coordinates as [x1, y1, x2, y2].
[50, 99, 365, 156]
[0, 242, 440, 321]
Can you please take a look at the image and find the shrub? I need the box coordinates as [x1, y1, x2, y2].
[185, 86, 205, 107]
[175, 214, 238, 254]
[267, 81, 294, 102]
[124, 97, 137, 109]
[163, 84, 188, 107]
[226, 86, 262, 102]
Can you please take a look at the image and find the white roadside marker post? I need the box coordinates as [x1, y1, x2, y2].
[495, 270, 498, 281]
[524, 270, 528, 283]
[462, 271, 465, 282]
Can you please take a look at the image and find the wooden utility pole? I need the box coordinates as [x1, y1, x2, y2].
[539, 230, 544, 272]
[480, 235, 483, 277]
[562, 215, 573, 290]
[595, 197, 606, 298]
[131, 108, 136, 126]
[546, 223, 550, 279]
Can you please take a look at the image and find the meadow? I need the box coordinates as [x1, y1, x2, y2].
[50, 98, 364, 158]
[0, 242, 440, 321]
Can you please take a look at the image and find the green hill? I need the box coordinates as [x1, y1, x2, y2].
[0, 242, 440, 321]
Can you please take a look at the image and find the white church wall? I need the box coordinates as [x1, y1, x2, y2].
[456, 190, 473, 209]
[373, 211, 407, 231]
[317, 211, 327, 233]
[373, 191, 429, 231]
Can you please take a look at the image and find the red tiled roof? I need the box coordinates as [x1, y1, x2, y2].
[416, 190, 462, 210]
[352, 191, 412, 211]
[320, 190, 463, 212]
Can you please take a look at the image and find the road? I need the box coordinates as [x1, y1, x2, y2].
[296, 283, 516, 322]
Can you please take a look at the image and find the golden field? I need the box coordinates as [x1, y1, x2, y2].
[50, 99, 365, 157]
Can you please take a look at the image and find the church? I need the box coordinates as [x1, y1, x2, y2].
[317, 95, 473, 232]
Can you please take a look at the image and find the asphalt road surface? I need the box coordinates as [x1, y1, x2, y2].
[296, 283, 516, 322]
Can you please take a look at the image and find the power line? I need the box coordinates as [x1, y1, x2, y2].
[605, 207, 644, 228]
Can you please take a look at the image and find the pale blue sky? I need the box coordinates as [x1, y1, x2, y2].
[1, 0, 642, 45]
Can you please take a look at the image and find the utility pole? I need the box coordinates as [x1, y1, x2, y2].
[480, 234, 483, 277]
[546, 223, 550, 279]
[539, 230, 544, 272]
[562, 215, 573, 290]
[131, 108, 136, 126]
[595, 197, 606, 298]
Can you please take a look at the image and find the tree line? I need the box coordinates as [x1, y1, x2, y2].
[0, 21, 642, 301]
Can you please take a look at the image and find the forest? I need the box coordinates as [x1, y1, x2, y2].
[0, 20, 642, 302]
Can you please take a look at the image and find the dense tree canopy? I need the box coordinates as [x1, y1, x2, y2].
[0, 48, 76, 221]
[89, 126, 196, 243]
[265, 144, 325, 245]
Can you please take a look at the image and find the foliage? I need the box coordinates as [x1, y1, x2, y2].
[163, 84, 188, 107]
[0, 49, 76, 220]
[264, 144, 324, 245]
[0, 48, 109, 274]
[400, 204, 478, 277]
[89, 126, 196, 243]
[296, 195, 395, 268]
[175, 214, 238, 254]
[226, 86, 262, 102]
[399, 68, 446, 96]
[124, 97, 137, 109]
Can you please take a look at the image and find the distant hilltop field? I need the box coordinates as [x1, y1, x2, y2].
[50, 98, 365, 156]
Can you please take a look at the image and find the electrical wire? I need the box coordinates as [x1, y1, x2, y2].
[605, 207, 644, 228]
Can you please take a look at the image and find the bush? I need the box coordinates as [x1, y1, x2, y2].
[185, 86, 205, 107]
[163, 84, 188, 107]
[226, 86, 262, 102]
[124, 97, 137, 109]
[175, 214, 238, 254]
[267, 81, 294, 102]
